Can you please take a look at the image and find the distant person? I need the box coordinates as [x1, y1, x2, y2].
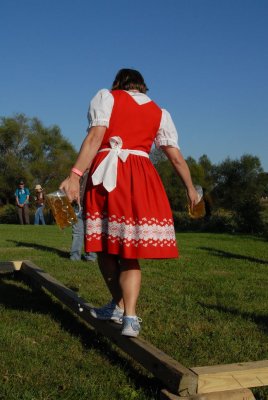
[70, 170, 97, 262]
[15, 180, 30, 224]
[34, 184, 46, 225]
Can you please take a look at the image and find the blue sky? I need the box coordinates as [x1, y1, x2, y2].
[1, 0, 267, 171]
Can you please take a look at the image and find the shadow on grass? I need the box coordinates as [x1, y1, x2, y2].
[200, 302, 268, 334]
[199, 246, 268, 265]
[0, 274, 160, 398]
[7, 240, 69, 259]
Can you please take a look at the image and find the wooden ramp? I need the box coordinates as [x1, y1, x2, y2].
[0, 260, 23, 274]
[161, 388, 255, 400]
[192, 361, 268, 393]
[2, 260, 267, 399]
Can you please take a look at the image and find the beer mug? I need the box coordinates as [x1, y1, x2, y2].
[46, 190, 78, 229]
[187, 185, 206, 219]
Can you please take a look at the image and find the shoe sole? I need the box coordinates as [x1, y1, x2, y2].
[121, 330, 139, 337]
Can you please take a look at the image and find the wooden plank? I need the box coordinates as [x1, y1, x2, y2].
[160, 388, 255, 400]
[0, 260, 23, 273]
[192, 360, 268, 393]
[20, 260, 198, 396]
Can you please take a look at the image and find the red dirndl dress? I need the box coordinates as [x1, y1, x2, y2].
[84, 90, 179, 259]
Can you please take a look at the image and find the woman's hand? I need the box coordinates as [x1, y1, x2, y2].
[186, 186, 200, 212]
[58, 126, 106, 205]
[59, 173, 81, 204]
[162, 147, 200, 212]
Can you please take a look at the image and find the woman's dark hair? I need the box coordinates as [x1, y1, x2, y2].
[111, 68, 148, 93]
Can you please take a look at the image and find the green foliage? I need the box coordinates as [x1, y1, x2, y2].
[203, 209, 238, 233]
[259, 172, 268, 197]
[234, 196, 265, 234]
[173, 209, 238, 233]
[153, 151, 267, 234]
[186, 155, 210, 189]
[1, 113, 267, 235]
[154, 153, 217, 212]
[212, 154, 264, 208]
[0, 114, 77, 205]
[0, 204, 17, 224]
[155, 159, 186, 210]
[212, 154, 266, 233]
[149, 146, 167, 164]
[0, 203, 55, 225]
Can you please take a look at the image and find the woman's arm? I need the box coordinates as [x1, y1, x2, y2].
[59, 126, 106, 203]
[161, 146, 199, 210]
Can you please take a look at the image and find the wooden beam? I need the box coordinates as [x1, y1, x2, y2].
[192, 360, 268, 393]
[0, 260, 23, 274]
[160, 388, 255, 400]
[160, 388, 181, 399]
[20, 260, 198, 396]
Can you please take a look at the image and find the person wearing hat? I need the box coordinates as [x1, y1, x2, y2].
[15, 180, 30, 224]
[34, 184, 46, 225]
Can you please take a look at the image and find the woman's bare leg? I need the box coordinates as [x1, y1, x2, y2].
[97, 253, 124, 309]
[119, 258, 141, 316]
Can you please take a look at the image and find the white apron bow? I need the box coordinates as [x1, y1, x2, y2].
[91, 136, 149, 192]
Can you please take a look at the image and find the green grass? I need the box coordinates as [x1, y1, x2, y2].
[1, 224, 268, 399]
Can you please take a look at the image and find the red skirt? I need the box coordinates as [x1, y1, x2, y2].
[84, 152, 179, 259]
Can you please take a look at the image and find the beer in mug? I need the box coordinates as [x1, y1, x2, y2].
[46, 190, 78, 229]
[188, 185, 206, 219]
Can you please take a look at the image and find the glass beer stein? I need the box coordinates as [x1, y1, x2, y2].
[46, 190, 78, 229]
[187, 185, 206, 219]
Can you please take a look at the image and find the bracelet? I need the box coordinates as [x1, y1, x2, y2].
[71, 167, 83, 177]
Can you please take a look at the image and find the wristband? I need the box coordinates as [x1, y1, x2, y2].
[71, 167, 83, 177]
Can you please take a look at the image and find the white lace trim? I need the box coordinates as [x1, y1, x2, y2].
[89, 118, 110, 127]
[154, 138, 179, 149]
[85, 212, 176, 247]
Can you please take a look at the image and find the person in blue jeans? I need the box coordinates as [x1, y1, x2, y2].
[34, 184, 46, 225]
[70, 171, 96, 262]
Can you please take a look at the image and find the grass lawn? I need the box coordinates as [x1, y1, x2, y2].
[0, 224, 268, 399]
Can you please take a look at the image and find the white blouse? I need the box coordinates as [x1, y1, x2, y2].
[87, 89, 180, 149]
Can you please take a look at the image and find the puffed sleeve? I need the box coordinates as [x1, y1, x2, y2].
[154, 109, 180, 149]
[87, 89, 114, 129]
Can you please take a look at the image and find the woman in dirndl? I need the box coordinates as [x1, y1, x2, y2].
[60, 69, 198, 337]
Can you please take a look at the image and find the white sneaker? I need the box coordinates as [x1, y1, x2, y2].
[90, 300, 124, 324]
[121, 316, 142, 337]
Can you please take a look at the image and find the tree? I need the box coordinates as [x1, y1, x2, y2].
[212, 155, 264, 208]
[154, 153, 215, 212]
[0, 114, 77, 204]
[198, 154, 215, 191]
[149, 146, 167, 164]
[155, 158, 186, 211]
[212, 154, 265, 232]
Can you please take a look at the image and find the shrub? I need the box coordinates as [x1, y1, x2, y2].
[203, 209, 237, 233]
[234, 197, 265, 234]
[173, 211, 203, 232]
[0, 204, 18, 224]
[173, 209, 238, 233]
[0, 204, 54, 225]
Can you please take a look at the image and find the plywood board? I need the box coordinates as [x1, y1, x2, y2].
[0, 260, 23, 273]
[161, 388, 255, 399]
[192, 360, 268, 393]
